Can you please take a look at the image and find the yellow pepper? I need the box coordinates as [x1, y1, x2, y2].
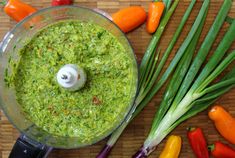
[159, 135, 182, 158]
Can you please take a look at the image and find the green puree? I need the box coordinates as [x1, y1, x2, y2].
[6, 21, 134, 141]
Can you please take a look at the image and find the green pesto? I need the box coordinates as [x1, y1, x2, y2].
[5, 21, 134, 141]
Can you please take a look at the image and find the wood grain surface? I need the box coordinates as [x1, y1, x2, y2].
[0, 0, 235, 158]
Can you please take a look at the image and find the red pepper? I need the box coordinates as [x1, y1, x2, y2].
[187, 127, 209, 158]
[208, 141, 235, 158]
[51, 0, 73, 6]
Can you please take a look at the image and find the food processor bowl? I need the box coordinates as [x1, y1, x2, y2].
[0, 6, 138, 156]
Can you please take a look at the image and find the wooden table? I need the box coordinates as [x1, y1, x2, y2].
[0, 0, 235, 157]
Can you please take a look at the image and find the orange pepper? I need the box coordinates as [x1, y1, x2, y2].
[112, 6, 147, 33]
[209, 105, 235, 144]
[146, 2, 165, 34]
[3, 0, 37, 22]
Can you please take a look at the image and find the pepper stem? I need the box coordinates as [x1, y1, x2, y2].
[0, 0, 7, 6]
[208, 144, 215, 151]
[186, 127, 196, 131]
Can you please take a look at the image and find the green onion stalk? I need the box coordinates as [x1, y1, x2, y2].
[133, 0, 234, 157]
[96, 0, 197, 157]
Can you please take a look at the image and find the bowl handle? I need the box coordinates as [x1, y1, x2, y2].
[9, 134, 53, 158]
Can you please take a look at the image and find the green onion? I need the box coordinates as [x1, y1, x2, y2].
[133, 0, 234, 157]
[172, 0, 232, 108]
[150, 8, 208, 132]
[168, 70, 235, 134]
[162, 0, 172, 12]
[166, 59, 235, 147]
[136, 0, 208, 106]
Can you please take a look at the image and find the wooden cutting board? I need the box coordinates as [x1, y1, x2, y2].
[0, 0, 235, 158]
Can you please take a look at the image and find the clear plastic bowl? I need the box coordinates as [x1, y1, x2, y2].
[0, 6, 138, 148]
